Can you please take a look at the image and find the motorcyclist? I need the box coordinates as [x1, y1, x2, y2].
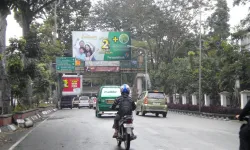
[111, 84, 136, 138]
[236, 100, 250, 150]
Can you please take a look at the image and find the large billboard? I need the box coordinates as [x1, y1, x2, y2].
[72, 31, 131, 61]
[62, 75, 82, 96]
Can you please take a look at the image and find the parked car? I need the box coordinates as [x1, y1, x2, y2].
[95, 85, 121, 118]
[91, 97, 97, 109]
[72, 97, 80, 108]
[78, 96, 90, 109]
[60, 95, 75, 109]
[136, 90, 168, 117]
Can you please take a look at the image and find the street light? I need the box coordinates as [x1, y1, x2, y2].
[53, 0, 61, 43]
[198, 0, 202, 112]
[127, 45, 148, 91]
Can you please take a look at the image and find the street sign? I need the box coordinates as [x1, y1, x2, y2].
[56, 57, 75, 65]
[56, 57, 75, 71]
[56, 66, 75, 71]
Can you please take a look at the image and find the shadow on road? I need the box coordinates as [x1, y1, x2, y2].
[112, 146, 136, 150]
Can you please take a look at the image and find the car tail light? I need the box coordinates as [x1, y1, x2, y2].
[144, 97, 148, 104]
[126, 119, 133, 124]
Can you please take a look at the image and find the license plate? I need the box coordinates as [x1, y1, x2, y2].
[124, 124, 133, 128]
[153, 103, 160, 105]
[106, 100, 114, 104]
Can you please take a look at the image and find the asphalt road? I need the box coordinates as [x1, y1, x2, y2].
[8, 108, 241, 150]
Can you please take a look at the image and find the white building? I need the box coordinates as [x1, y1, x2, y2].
[240, 32, 250, 51]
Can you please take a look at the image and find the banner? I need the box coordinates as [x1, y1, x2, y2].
[72, 31, 131, 61]
[85, 66, 120, 72]
[62, 77, 81, 94]
[85, 61, 120, 67]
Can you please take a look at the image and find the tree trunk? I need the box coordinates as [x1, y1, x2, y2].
[0, 10, 11, 114]
[22, 13, 31, 36]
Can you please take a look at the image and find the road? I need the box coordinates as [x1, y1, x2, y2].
[8, 108, 240, 150]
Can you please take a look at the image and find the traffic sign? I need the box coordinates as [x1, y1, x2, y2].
[56, 66, 75, 71]
[56, 57, 75, 71]
[56, 57, 75, 66]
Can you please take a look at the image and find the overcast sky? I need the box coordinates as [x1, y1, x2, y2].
[5, 0, 250, 45]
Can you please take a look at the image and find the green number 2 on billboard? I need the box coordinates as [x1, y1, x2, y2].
[101, 39, 109, 50]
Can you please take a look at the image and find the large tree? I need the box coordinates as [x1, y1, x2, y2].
[207, 0, 230, 39]
[0, 0, 12, 114]
[12, 0, 57, 36]
[45, 0, 91, 53]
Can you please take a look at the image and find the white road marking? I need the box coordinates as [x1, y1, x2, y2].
[8, 113, 55, 150]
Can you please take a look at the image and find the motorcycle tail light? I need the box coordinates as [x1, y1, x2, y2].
[126, 119, 133, 124]
[144, 97, 148, 104]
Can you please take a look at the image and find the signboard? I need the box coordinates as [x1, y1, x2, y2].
[56, 57, 75, 71]
[85, 61, 120, 67]
[85, 66, 120, 72]
[62, 75, 82, 95]
[72, 31, 131, 61]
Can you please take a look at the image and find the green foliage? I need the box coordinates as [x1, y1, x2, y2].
[13, 104, 26, 113]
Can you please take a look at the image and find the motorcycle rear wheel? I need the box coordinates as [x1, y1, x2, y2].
[124, 133, 130, 150]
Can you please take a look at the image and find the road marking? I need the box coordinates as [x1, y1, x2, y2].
[8, 115, 52, 150]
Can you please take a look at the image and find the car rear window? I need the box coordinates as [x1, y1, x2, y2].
[74, 97, 79, 100]
[101, 88, 121, 97]
[148, 92, 165, 99]
[80, 96, 89, 100]
[62, 96, 74, 101]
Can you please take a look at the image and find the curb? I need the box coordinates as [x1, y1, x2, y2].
[0, 124, 17, 133]
[169, 109, 233, 121]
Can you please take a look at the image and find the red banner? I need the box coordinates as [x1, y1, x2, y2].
[62, 77, 81, 92]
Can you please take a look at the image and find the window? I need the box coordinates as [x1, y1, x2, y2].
[148, 92, 165, 99]
[101, 88, 121, 97]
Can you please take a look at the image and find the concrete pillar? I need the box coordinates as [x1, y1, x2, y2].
[204, 94, 210, 106]
[240, 90, 250, 109]
[219, 91, 229, 107]
[137, 77, 142, 96]
[173, 94, 180, 104]
[182, 95, 187, 104]
[192, 94, 197, 105]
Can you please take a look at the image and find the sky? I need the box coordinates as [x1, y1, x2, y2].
[5, 0, 250, 46]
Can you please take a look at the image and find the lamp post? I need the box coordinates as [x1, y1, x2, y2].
[198, 0, 202, 112]
[127, 45, 148, 91]
[54, 0, 61, 43]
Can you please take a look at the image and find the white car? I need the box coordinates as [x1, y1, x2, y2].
[78, 96, 90, 108]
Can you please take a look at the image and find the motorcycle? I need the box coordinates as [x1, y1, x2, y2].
[110, 106, 137, 150]
[116, 115, 136, 150]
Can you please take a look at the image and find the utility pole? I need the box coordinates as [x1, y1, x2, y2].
[198, 0, 202, 112]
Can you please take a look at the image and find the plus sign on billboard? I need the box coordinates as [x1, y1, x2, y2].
[72, 31, 131, 61]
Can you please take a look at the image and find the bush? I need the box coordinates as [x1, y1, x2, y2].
[167, 103, 241, 115]
[13, 105, 26, 113]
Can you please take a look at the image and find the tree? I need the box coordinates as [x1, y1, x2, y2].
[45, 0, 91, 53]
[0, 0, 12, 113]
[207, 0, 230, 40]
[12, 0, 57, 36]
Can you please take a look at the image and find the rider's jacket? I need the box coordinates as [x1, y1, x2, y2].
[239, 100, 250, 121]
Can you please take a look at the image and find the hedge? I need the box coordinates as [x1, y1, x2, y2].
[167, 103, 241, 115]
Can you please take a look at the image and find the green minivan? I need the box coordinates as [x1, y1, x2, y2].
[95, 85, 121, 118]
[136, 90, 168, 117]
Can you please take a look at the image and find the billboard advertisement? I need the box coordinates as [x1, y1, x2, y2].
[85, 66, 120, 72]
[62, 75, 82, 96]
[72, 31, 131, 61]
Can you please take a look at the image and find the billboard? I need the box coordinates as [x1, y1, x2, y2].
[62, 75, 82, 96]
[72, 31, 131, 61]
[85, 66, 120, 72]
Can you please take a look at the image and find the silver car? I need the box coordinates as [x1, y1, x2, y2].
[78, 96, 90, 109]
